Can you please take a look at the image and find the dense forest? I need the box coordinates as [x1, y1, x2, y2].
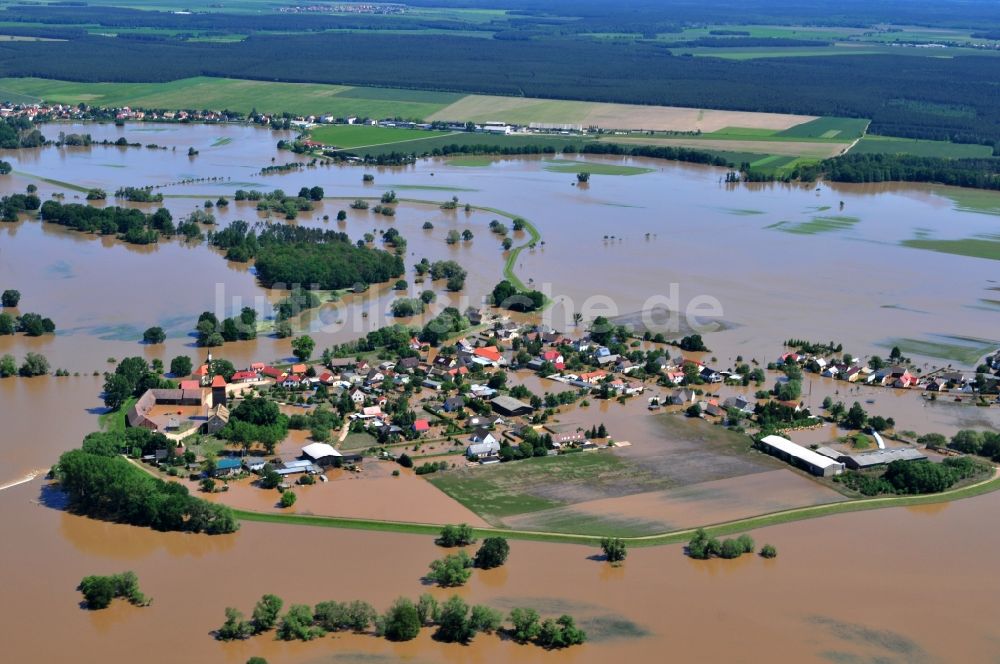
[802, 153, 1000, 189]
[242, 225, 405, 290]
[2, 29, 1000, 146]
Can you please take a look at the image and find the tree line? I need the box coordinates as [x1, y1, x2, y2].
[836, 456, 990, 496]
[218, 591, 584, 649]
[5, 31, 1000, 146]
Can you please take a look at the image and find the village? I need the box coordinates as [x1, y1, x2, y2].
[123, 301, 1000, 522]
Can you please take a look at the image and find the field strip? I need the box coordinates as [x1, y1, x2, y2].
[429, 94, 816, 132]
[321, 131, 462, 151]
[232, 469, 1000, 548]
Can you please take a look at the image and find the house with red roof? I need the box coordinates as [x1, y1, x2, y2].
[413, 419, 431, 434]
[579, 370, 608, 384]
[541, 350, 564, 364]
[260, 366, 284, 380]
[231, 370, 258, 383]
[291, 363, 308, 375]
[473, 346, 504, 366]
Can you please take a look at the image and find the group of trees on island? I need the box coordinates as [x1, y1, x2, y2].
[491, 279, 545, 312]
[414, 258, 466, 292]
[0, 289, 56, 338]
[218, 591, 584, 649]
[687, 529, 776, 560]
[0, 351, 49, 377]
[0, 191, 41, 221]
[56, 429, 238, 534]
[39, 200, 188, 245]
[194, 308, 257, 348]
[77, 571, 149, 610]
[426, 526, 514, 587]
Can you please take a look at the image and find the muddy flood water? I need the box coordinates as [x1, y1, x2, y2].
[1, 121, 999, 662]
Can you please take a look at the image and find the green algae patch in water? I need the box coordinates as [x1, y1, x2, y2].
[882, 335, 998, 365]
[777, 215, 860, 235]
[542, 159, 654, 176]
[900, 237, 1000, 261]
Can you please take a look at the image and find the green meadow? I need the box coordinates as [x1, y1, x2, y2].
[309, 124, 454, 149]
[0, 77, 459, 119]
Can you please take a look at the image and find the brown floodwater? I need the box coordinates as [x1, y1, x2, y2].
[4, 469, 1000, 664]
[2, 121, 1000, 662]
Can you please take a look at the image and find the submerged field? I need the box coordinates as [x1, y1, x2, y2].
[427, 415, 815, 534]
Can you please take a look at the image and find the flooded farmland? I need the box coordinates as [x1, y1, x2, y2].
[4, 467, 1000, 663]
[1, 121, 999, 663]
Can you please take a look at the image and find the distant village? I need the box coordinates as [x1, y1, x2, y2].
[0, 100, 601, 139]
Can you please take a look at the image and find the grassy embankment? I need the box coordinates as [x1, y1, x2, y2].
[97, 397, 136, 432]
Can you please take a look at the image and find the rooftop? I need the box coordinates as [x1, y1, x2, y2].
[760, 435, 842, 470]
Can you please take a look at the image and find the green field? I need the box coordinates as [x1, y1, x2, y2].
[852, 135, 993, 158]
[428, 452, 638, 525]
[542, 159, 654, 176]
[777, 117, 869, 140]
[339, 432, 379, 452]
[0, 77, 458, 119]
[309, 124, 454, 149]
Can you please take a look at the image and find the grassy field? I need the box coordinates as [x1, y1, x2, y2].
[428, 452, 644, 525]
[542, 159, 654, 176]
[339, 432, 379, 452]
[900, 237, 1000, 261]
[776, 116, 869, 140]
[429, 93, 814, 132]
[308, 124, 454, 149]
[852, 135, 994, 158]
[0, 77, 458, 119]
[97, 397, 135, 432]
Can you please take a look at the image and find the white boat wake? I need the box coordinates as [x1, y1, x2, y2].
[0, 470, 44, 492]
